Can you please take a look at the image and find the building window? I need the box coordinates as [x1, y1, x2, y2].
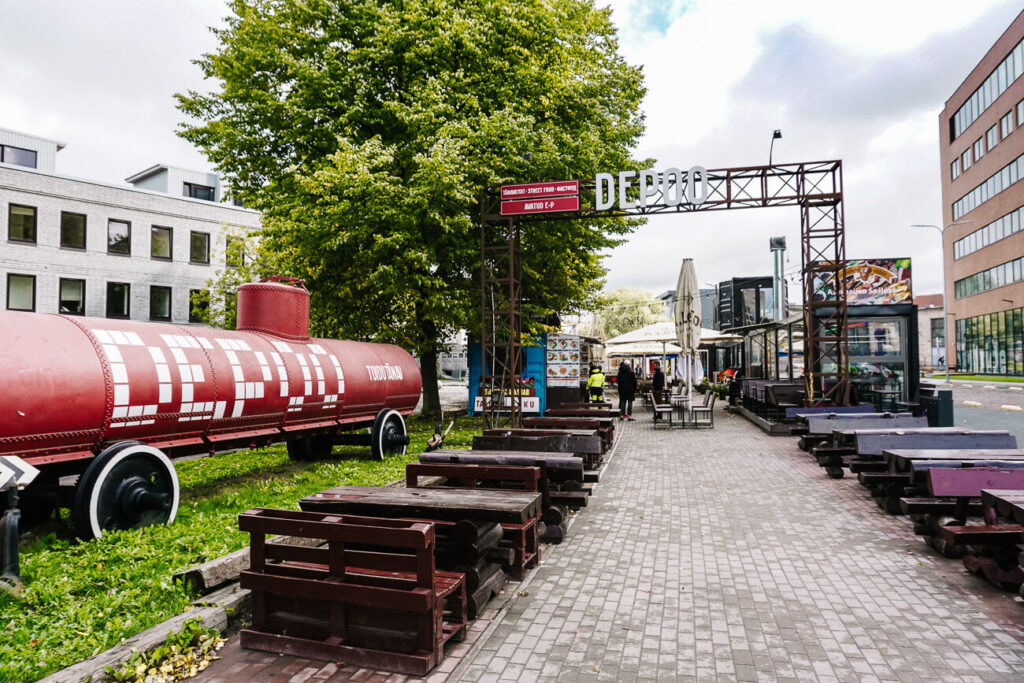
[106, 282, 130, 318]
[1003, 111, 1015, 139]
[952, 38, 1024, 140]
[987, 124, 999, 151]
[952, 150, 1024, 220]
[190, 231, 210, 264]
[183, 182, 216, 202]
[962, 148, 972, 171]
[60, 212, 87, 250]
[188, 289, 209, 323]
[151, 225, 173, 260]
[974, 137, 984, 161]
[107, 219, 131, 255]
[951, 158, 961, 180]
[225, 236, 245, 267]
[956, 307, 1024, 376]
[6, 274, 35, 311]
[149, 285, 172, 321]
[1019, 100, 1024, 128]
[59, 278, 86, 315]
[8, 204, 37, 243]
[0, 144, 37, 169]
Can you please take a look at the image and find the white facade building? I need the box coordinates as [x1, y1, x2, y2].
[0, 128, 259, 324]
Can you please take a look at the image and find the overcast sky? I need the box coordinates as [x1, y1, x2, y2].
[2, 0, 1022, 300]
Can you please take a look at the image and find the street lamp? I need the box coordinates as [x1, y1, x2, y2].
[769, 130, 782, 166]
[910, 220, 972, 382]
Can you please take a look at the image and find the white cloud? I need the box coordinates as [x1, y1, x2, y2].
[599, 0, 1022, 299]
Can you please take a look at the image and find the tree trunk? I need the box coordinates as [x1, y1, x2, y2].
[420, 348, 442, 420]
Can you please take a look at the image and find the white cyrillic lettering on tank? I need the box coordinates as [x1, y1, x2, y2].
[366, 363, 404, 381]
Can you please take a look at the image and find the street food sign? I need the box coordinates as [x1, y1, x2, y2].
[813, 258, 912, 305]
[500, 180, 580, 216]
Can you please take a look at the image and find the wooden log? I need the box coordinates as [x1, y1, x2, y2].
[452, 519, 501, 544]
[173, 535, 323, 595]
[486, 546, 515, 567]
[468, 565, 507, 619]
[454, 558, 503, 592]
[541, 520, 568, 544]
[542, 505, 566, 526]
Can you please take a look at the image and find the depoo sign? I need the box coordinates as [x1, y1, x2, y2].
[595, 167, 708, 211]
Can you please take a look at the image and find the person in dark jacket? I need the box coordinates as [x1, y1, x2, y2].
[652, 361, 666, 404]
[616, 362, 637, 420]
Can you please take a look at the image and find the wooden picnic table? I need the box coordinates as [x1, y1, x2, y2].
[833, 428, 1015, 456]
[981, 489, 1024, 526]
[884, 449, 1024, 473]
[299, 485, 542, 525]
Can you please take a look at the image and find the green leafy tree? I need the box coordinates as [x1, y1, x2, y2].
[601, 288, 666, 339]
[176, 0, 646, 417]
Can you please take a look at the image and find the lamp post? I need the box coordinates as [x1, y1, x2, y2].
[910, 220, 972, 382]
[769, 130, 782, 166]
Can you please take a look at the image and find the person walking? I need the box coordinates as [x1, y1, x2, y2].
[652, 361, 666, 404]
[586, 365, 606, 404]
[616, 362, 636, 420]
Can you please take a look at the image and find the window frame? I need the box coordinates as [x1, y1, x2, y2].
[149, 285, 173, 322]
[225, 236, 245, 268]
[8, 203, 37, 244]
[189, 230, 210, 265]
[107, 219, 132, 256]
[188, 288, 208, 324]
[1003, 111, 1014, 139]
[105, 282, 131, 319]
[6, 273, 35, 311]
[952, 157, 961, 180]
[60, 211, 87, 250]
[58, 277, 86, 315]
[962, 148, 972, 171]
[987, 124, 999, 151]
[183, 182, 216, 202]
[150, 225, 174, 261]
[974, 137, 985, 160]
[0, 144, 38, 169]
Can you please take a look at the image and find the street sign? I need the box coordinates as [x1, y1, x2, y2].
[501, 196, 580, 216]
[0, 456, 39, 491]
[500, 180, 579, 201]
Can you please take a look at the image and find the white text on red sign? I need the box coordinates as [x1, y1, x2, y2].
[500, 180, 579, 201]
[500, 196, 580, 216]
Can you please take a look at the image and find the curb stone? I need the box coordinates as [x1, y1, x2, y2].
[41, 584, 250, 683]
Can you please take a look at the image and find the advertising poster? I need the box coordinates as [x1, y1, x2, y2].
[546, 333, 583, 387]
[812, 258, 912, 305]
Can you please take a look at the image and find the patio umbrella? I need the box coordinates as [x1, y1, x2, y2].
[675, 258, 703, 404]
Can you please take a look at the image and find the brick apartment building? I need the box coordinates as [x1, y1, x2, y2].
[0, 127, 259, 324]
[940, 10, 1024, 375]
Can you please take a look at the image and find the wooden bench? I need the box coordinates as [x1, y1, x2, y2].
[523, 417, 614, 451]
[405, 463, 541, 579]
[238, 508, 467, 676]
[798, 413, 926, 452]
[544, 408, 621, 419]
[474, 429, 605, 469]
[765, 383, 804, 422]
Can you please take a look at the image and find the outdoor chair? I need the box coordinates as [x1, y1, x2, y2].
[691, 394, 716, 428]
[649, 392, 674, 429]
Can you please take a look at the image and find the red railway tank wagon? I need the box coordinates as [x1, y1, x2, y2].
[0, 279, 421, 540]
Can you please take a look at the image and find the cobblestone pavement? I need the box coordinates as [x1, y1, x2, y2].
[454, 405, 1024, 682]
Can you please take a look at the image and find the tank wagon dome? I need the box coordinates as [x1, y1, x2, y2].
[236, 276, 311, 340]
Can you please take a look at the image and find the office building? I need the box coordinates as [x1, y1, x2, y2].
[940, 10, 1024, 374]
[0, 128, 259, 324]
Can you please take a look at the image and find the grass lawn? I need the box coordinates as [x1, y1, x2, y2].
[0, 414, 482, 682]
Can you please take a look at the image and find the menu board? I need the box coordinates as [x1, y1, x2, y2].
[546, 333, 583, 387]
[812, 258, 912, 305]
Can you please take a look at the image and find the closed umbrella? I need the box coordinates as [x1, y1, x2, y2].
[675, 258, 703, 405]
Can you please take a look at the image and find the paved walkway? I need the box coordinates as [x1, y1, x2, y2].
[200, 403, 1024, 682]
[455, 405, 1024, 682]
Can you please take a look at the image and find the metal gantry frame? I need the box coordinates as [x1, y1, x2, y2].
[480, 160, 850, 426]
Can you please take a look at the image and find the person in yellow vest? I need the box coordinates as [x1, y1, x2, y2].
[587, 365, 606, 403]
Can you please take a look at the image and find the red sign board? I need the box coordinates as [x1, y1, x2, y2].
[500, 180, 579, 201]
[501, 196, 580, 216]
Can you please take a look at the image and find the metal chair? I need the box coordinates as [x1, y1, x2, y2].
[690, 394, 716, 428]
[650, 392, 674, 429]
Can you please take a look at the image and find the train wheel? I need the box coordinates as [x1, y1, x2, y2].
[71, 442, 179, 541]
[371, 409, 409, 461]
[286, 435, 333, 461]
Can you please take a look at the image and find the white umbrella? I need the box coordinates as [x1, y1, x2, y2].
[675, 259, 702, 405]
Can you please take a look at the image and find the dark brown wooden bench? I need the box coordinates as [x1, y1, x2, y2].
[523, 417, 614, 451]
[238, 508, 467, 676]
[765, 383, 804, 422]
[474, 429, 605, 469]
[405, 463, 541, 579]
